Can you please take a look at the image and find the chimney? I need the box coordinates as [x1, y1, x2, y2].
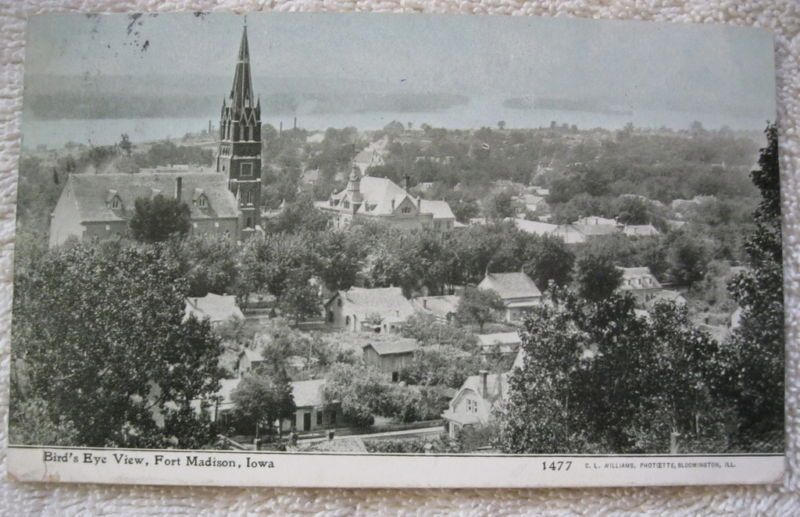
[404, 175, 410, 190]
[422, 299, 428, 309]
[175, 176, 183, 203]
[479, 370, 488, 397]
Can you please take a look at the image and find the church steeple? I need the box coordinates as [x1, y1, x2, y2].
[230, 21, 255, 111]
[216, 18, 263, 236]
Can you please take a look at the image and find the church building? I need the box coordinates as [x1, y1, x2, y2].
[48, 23, 264, 247]
[215, 21, 263, 237]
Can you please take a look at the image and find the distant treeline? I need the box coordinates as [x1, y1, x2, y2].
[26, 92, 468, 120]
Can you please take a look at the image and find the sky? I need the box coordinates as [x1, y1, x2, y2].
[23, 13, 777, 132]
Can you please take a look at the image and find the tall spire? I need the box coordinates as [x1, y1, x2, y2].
[230, 18, 255, 110]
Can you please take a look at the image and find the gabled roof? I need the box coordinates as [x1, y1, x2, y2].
[479, 272, 542, 300]
[510, 218, 558, 236]
[618, 267, 662, 290]
[576, 216, 617, 226]
[291, 378, 326, 408]
[185, 293, 244, 323]
[66, 173, 239, 223]
[459, 373, 509, 404]
[623, 224, 660, 237]
[477, 332, 522, 347]
[550, 225, 587, 245]
[327, 287, 416, 321]
[363, 338, 420, 356]
[414, 295, 460, 318]
[574, 223, 620, 236]
[330, 176, 454, 220]
[419, 199, 455, 220]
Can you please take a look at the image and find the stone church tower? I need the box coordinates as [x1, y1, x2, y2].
[216, 21, 262, 233]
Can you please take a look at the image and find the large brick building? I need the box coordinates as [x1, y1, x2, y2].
[49, 23, 264, 247]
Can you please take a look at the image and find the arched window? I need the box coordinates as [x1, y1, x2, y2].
[198, 195, 208, 208]
[111, 195, 122, 210]
[401, 206, 411, 214]
[345, 315, 350, 326]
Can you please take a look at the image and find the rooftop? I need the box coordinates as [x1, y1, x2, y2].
[185, 293, 244, 324]
[477, 332, 522, 346]
[363, 338, 420, 356]
[291, 378, 326, 408]
[479, 272, 542, 300]
[328, 287, 416, 321]
[66, 172, 239, 223]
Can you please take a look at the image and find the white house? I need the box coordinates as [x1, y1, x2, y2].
[413, 295, 460, 323]
[324, 286, 416, 334]
[477, 332, 521, 357]
[478, 272, 542, 323]
[184, 293, 244, 326]
[618, 267, 663, 304]
[442, 370, 509, 439]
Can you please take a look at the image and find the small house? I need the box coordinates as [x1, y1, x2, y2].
[477, 332, 522, 358]
[325, 287, 416, 334]
[618, 267, 663, 304]
[442, 370, 509, 439]
[362, 338, 420, 382]
[413, 295, 461, 323]
[185, 293, 244, 326]
[478, 272, 542, 323]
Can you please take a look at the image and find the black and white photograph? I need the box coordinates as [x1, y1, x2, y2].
[7, 12, 785, 487]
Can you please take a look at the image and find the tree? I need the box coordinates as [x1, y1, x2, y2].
[231, 371, 295, 440]
[278, 276, 321, 324]
[722, 123, 784, 448]
[11, 242, 222, 448]
[398, 345, 481, 389]
[119, 133, 133, 156]
[498, 290, 727, 454]
[485, 191, 517, 220]
[172, 234, 238, 297]
[668, 232, 710, 287]
[456, 287, 506, 331]
[497, 120, 506, 130]
[523, 235, 575, 289]
[8, 397, 79, 446]
[129, 194, 191, 243]
[575, 252, 623, 302]
[321, 363, 393, 427]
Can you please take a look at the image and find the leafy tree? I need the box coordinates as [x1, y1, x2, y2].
[497, 292, 595, 453]
[312, 230, 365, 291]
[321, 363, 393, 427]
[575, 252, 623, 302]
[11, 242, 222, 447]
[498, 290, 727, 454]
[668, 232, 710, 287]
[278, 276, 321, 324]
[485, 191, 517, 220]
[523, 235, 575, 289]
[398, 345, 482, 389]
[129, 194, 191, 243]
[400, 313, 479, 351]
[722, 124, 784, 448]
[231, 371, 295, 439]
[8, 397, 79, 446]
[172, 234, 239, 297]
[456, 287, 506, 332]
[264, 194, 331, 234]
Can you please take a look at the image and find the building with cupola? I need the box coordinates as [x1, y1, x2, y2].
[318, 167, 456, 232]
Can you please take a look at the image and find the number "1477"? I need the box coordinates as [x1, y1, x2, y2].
[543, 460, 572, 471]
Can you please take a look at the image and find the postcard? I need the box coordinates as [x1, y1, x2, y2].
[7, 12, 784, 487]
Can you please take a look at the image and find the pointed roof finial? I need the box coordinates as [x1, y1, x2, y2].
[243, 14, 247, 28]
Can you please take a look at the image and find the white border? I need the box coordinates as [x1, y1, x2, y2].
[7, 446, 784, 488]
